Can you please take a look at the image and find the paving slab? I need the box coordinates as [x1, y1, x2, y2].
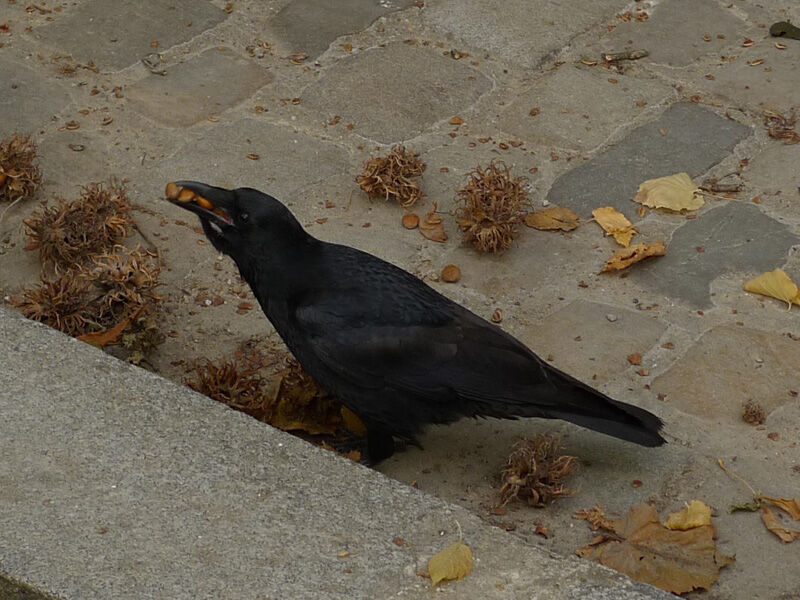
[498, 66, 675, 152]
[595, 0, 747, 67]
[0, 57, 72, 137]
[521, 299, 667, 384]
[651, 325, 800, 423]
[266, 0, 416, 60]
[0, 308, 673, 600]
[423, 0, 629, 69]
[302, 42, 492, 143]
[695, 40, 800, 109]
[546, 102, 751, 219]
[126, 48, 271, 127]
[32, 0, 227, 71]
[630, 202, 799, 307]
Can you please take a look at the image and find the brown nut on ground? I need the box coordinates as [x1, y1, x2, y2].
[0, 172, 7, 187]
[402, 213, 419, 229]
[441, 264, 461, 283]
[195, 196, 213, 210]
[177, 188, 195, 203]
[165, 181, 180, 199]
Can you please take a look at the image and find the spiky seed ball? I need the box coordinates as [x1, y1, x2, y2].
[0, 133, 42, 204]
[456, 161, 528, 253]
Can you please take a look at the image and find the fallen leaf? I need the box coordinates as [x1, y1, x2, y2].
[573, 506, 616, 531]
[665, 500, 713, 531]
[633, 173, 704, 212]
[419, 203, 448, 242]
[761, 505, 800, 543]
[576, 503, 734, 594]
[760, 496, 800, 520]
[592, 206, 637, 246]
[743, 268, 800, 309]
[77, 305, 145, 348]
[340, 406, 367, 436]
[428, 542, 474, 587]
[524, 206, 580, 231]
[600, 241, 666, 273]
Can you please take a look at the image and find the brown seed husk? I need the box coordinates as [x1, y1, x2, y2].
[499, 435, 577, 507]
[23, 180, 133, 272]
[456, 161, 528, 253]
[742, 400, 766, 425]
[356, 146, 426, 207]
[441, 264, 461, 282]
[0, 133, 42, 204]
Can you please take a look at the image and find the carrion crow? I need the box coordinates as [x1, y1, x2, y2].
[167, 181, 665, 463]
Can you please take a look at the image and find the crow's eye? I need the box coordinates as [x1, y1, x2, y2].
[240, 212, 250, 222]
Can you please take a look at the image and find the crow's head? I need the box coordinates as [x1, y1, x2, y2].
[166, 181, 308, 259]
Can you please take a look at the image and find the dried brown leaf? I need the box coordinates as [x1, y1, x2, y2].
[760, 496, 800, 521]
[419, 203, 447, 242]
[760, 506, 800, 543]
[633, 173, 703, 212]
[525, 206, 580, 231]
[576, 503, 734, 594]
[600, 241, 666, 273]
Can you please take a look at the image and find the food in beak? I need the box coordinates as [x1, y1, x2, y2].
[166, 181, 232, 224]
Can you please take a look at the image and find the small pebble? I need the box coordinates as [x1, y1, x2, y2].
[606, 314, 618, 322]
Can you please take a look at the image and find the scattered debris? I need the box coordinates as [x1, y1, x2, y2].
[742, 400, 766, 425]
[355, 146, 426, 207]
[600, 241, 666, 273]
[525, 206, 580, 232]
[763, 109, 800, 145]
[601, 49, 649, 62]
[743, 268, 800, 309]
[633, 173, 704, 212]
[456, 161, 528, 253]
[427, 541, 474, 587]
[499, 436, 577, 507]
[575, 502, 734, 594]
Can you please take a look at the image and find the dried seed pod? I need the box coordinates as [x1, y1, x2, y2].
[0, 133, 42, 204]
[491, 308, 503, 323]
[441, 264, 461, 283]
[165, 181, 180, 199]
[177, 188, 195, 203]
[355, 146, 426, 207]
[456, 161, 528, 253]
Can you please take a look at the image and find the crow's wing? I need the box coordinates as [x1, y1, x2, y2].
[292, 285, 557, 413]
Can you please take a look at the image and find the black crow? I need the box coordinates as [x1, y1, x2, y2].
[167, 181, 665, 463]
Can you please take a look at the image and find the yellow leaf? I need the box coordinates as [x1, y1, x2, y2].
[428, 542, 474, 587]
[761, 505, 800, 543]
[633, 173, 704, 212]
[760, 496, 800, 520]
[743, 268, 800, 309]
[340, 406, 367, 437]
[665, 500, 713, 530]
[600, 241, 666, 273]
[524, 206, 580, 231]
[592, 206, 637, 247]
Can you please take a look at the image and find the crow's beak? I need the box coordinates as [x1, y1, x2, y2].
[166, 180, 235, 227]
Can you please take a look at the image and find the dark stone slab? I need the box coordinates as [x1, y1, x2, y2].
[34, 0, 226, 71]
[267, 0, 415, 60]
[302, 42, 491, 143]
[126, 48, 271, 127]
[546, 103, 751, 219]
[0, 57, 71, 137]
[652, 326, 800, 422]
[597, 0, 746, 67]
[631, 203, 799, 307]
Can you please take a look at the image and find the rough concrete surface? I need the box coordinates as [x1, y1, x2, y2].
[1, 0, 799, 599]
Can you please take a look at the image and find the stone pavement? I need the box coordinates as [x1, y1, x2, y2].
[1, 1, 799, 599]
